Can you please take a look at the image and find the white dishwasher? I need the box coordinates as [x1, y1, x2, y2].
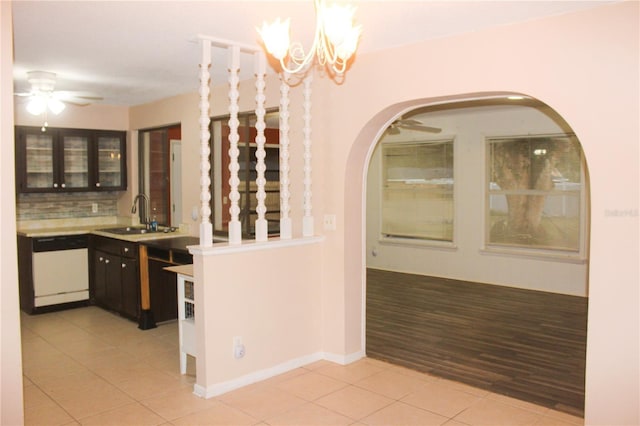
[32, 235, 89, 307]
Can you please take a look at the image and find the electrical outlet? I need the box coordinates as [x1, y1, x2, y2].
[323, 214, 336, 231]
[91, 203, 98, 213]
[233, 336, 245, 359]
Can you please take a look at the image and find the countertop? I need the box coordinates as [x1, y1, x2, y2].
[164, 264, 194, 277]
[141, 236, 200, 254]
[91, 228, 189, 242]
[18, 221, 192, 243]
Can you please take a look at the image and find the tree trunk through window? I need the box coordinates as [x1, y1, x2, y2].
[490, 137, 580, 247]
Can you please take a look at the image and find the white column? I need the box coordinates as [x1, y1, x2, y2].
[253, 52, 268, 242]
[302, 73, 314, 237]
[198, 39, 213, 247]
[279, 72, 292, 239]
[227, 45, 242, 245]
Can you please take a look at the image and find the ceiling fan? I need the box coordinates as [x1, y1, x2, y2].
[15, 70, 103, 110]
[387, 118, 441, 135]
[15, 71, 103, 130]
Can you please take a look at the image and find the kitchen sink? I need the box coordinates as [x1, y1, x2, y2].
[97, 226, 178, 237]
[99, 226, 154, 235]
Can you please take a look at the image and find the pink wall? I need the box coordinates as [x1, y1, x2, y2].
[322, 3, 638, 424]
[2, 2, 637, 424]
[192, 240, 324, 397]
[189, 3, 637, 423]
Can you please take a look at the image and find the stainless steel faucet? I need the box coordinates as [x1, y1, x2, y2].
[131, 194, 150, 228]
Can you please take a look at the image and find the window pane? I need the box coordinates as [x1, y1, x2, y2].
[487, 135, 583, 251]
[382, 141, 454, 241]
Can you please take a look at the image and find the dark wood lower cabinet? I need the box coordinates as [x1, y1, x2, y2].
[147, 258, 178, 323]
[90, 236, 139, 321]
[90, 235, 193, 326]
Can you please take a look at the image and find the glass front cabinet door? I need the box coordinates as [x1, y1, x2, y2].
[60, 130, 90, 190]
[95, 132, 126, 190]
[22, 131, 56, 190]
[15, 126, 126, 193]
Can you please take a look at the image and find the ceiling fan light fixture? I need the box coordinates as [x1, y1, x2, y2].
[26, 96, 46, 115]
[47, 98, 65, 115]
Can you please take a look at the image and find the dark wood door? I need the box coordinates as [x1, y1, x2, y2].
[103, 252, 121, 311]
[120, 257, 139, 319]
[93, 249, 109, 307]
[148, 258, 177, 323]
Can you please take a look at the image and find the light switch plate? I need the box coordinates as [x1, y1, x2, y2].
[323, 214, 336, 231]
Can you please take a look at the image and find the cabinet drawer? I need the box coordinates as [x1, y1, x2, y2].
[119, 241, 136, 258]
[91, 235, 137, 258]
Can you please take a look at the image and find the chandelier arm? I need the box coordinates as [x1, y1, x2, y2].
[260, 0, 359, 77]
[279, 0, 324, 75]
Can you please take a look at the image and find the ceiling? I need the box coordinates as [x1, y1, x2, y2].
[11, 1, 612, 107]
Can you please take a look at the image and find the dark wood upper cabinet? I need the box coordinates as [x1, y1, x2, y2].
[15, 126, 127, 193]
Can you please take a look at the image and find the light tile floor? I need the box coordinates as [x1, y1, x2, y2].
[21, 307, 584, 426]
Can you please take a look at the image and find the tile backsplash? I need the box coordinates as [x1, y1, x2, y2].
[17, 192, 119, 221]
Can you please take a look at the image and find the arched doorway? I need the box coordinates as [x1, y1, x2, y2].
[360, 95, 589, 416]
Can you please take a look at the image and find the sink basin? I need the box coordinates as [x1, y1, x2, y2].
[99, 226, 154, 235]
[98, 226, 177, 236]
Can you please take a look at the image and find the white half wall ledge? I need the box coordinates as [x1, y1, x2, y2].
[191, 349, 365, 399]
[187, 235, 324, 256]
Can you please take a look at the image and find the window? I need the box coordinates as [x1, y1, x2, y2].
[381, 140, 454, 241]
[138, 124, 181, 226]
[487, 134, 585, 252]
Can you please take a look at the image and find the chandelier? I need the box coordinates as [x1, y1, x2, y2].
[257, 0, 362, 76]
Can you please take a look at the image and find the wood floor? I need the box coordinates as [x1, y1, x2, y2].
[366, 268, 588, 417]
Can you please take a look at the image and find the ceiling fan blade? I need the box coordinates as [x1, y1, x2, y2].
[54, 91, 103, 102]
[398, 123, 442, 133]
[398, 124, 442, 133]
[397, 118, 423, 126]
[392, 117, 442, 134]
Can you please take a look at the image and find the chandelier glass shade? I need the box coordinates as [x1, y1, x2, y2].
[258, 0, 362, 76]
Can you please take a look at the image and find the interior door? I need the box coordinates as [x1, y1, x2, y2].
[170, 140, 182, 227]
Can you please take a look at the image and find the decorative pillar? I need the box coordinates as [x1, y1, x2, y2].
[279, 72, 292, 239]
[302, 73, 314, 237]
[227, 45, 242, 245]
[198, 39, 213, 247]
[253, 52, 268, 242]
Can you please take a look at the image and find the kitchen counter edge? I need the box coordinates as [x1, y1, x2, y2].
[19, 226, 191, 242]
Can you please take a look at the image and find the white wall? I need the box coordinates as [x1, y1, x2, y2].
[0, 2, 24, 424]
[366, 104, 588, 296]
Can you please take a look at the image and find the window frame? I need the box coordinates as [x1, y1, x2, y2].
[483, 133, 588, 262]
[378, 138, 457, 248]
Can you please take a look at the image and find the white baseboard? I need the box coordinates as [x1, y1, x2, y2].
[322, 349, 365, 365]
[192, 349, 365, 399]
